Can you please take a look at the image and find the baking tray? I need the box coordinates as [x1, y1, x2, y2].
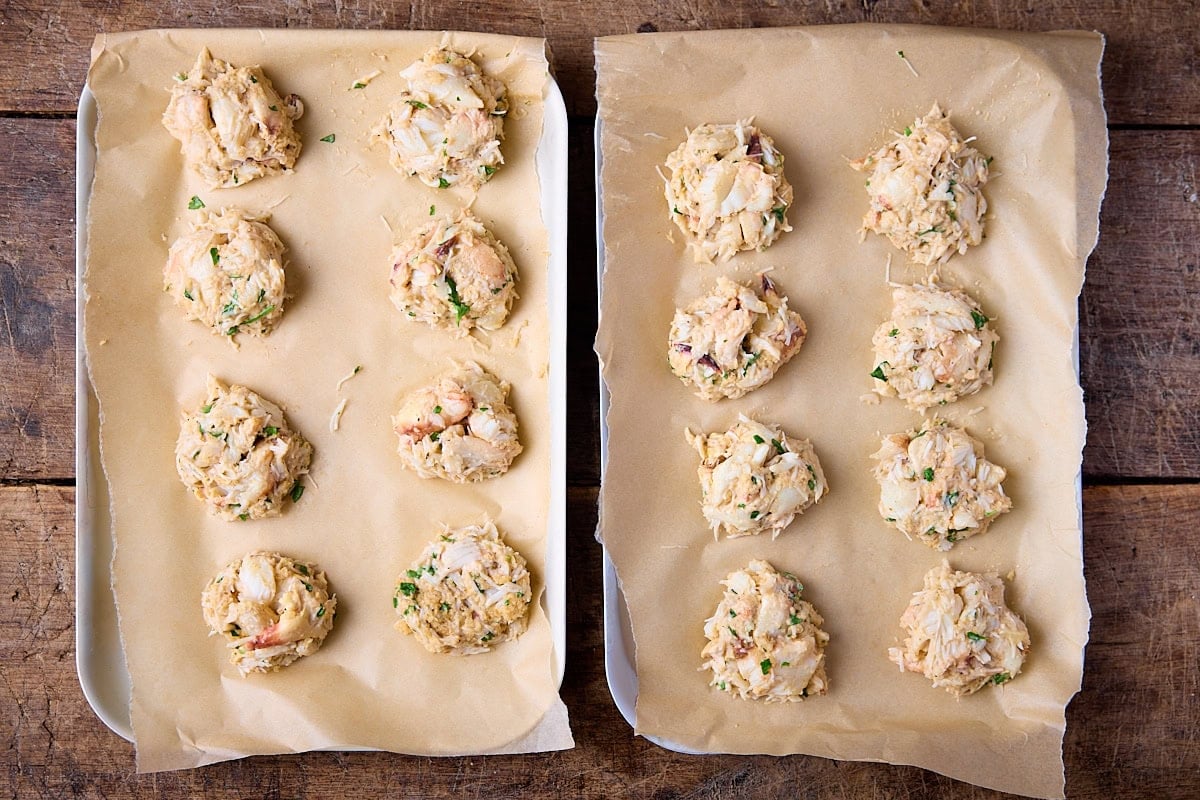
[76, 75, 570, 743]
[595, 122, 1085, 758]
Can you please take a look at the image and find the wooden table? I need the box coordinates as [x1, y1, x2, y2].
[2, 2, 1197, 797]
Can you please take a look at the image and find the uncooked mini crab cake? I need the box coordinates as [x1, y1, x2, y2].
[850, 104, 990, 265]
[372, 47, 508, 190]
[393, 519, 532, 655]
[202, 551, 336, 675]
[164, 207, 287, 343]
[389, 210, 518, 335]
[872, 416, 1012, 550]
[668, 273, 807, 401]
[687, 415, 828, 539]
[701, 560, 829, 702]
[392, 362, 522, 483]
[175, 376, 312, 521]
[163, 48, 304, 189]
[663, 120, 793, 264]
[870, 282, 998, 411]
[888, 560, 1030, 697]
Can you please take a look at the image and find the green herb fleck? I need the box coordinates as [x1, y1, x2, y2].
[433, 405, 442, 414]
[916, 226, 941, 236]
[438, 176, 450, 188]
[290, 483, 305, 503]
[320, 133, 336, 143]
[945, 491, 959, 507]
[986, 156, 994, 166]
[429, 205, 436, 216]
[752, 434, 765, 444]
[718, 681, 727, 691]
[672, 206, 681, 215]
[904, 125, 913, 137]
[399, 582, 418, 597]
[444, 274, 471, 323]
[392, 596, 398, 608]
[888, 328, 899, 337]
[992, 672, 1011, 685]
[729, 609, 737, 617]
[269, 105, 278, 111]
[808, 479, 816, 491]
[303, 582, 313, 592]
[483, 164, 496, 176]
[297, 564, 309, 575]
[210, 247, 219, 265]
[238, 513, 249, 521]
[183, 289, 194, 301]
[316, 606, 326, 618]
[923, 467, 935, 481]
[749, 510, 760, 520]
[242, 305, 275, 325]
[771, 438, 786, 455]
[789, 614, 801, 625]
[480, 631, 495, 643]
[971, 310, 989, 330]
[405, 99, 428, 109]
[966, 631, 986, 642]
[430, 431, 441, 442]
[187, 195, 205, 210]
[760, 659, 772, 675]
[771, 206, 786, 224]
[727, 626, 738, 638]
[352, 82, 366, 89]
[871, 364, 888, 381]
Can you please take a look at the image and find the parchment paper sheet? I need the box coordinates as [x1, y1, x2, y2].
[595, 25, 1105, 799]
[85, 29, 572, 771]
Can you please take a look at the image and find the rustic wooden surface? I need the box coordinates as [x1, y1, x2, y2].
[1, 1, 1198, 798]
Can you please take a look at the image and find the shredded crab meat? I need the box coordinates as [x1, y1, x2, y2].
[871, 282, 999, 411]
[392, 362, 522, 483]
[701, 560, 829, 702]
[389, 209, 518, 335]
[873, 416, 1012, 550]
[372, 47, 508, 190]
[202, 551, 336, 676]
[175, 375, 312, 520]
[668, 273, 807, 401]
[850, 104, 990, 265]
[687, 415, 828, 539]
[163, 207, 287, 344]
[663, 120, 793, 264]
[394, 519, 532, 655]
[163, 48, 304, 189]
[889, 560, 1030, 696]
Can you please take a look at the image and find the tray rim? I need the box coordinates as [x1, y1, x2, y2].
[75, 72, 570, 746]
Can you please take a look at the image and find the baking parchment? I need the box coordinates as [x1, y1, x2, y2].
[85, 29, 572, 771]
[595, 25, 1105, 799]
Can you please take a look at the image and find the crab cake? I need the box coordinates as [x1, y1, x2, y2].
[687, 416, 828, 539]
[668, 273, 807, 401]
[372, 47, 508, 190]
[870, 283, 998, 411]
[392, 362, 522, 483]
[393, 520, 532, 655]
[873, 417, 1011, 550]
[202, 551, 336, 675]
[663, 120, 793, 264]
[389, 210, 518, 335]
[850, 104, 990, 265]
[175, 376, 312, 521]
[163, 48, 304, 189]
[889, 560, 1030, 696]
[701, 560, 829, 702]
[164, 208, 287, 343]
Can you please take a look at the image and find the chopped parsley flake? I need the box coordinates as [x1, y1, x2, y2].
[290, 483, 305, 503]
[209, 247, 219, 265]
[438, 176, 450, 188]
[971, 310, 989, 330]
[187, 196, 205, 210]
[923, 467, 935, 481]
[243, 305, 276, 325]
[399, 582, 418, 597]
[316, 606, 326, 617]
[320, 133, 336, 143]
[405, 99, 428, 109]
[444, 274, 471, 323]
[183, 289, 194, 301]
[771, 438, 786, 455]
[482, 165, 496, 176]
[966, 631, 986, 642]
[871, 364, 888, 381]
[888, 328, 899, 337]
[752, 435, 765, 444]
[992, 672, 1011, 685]
[352, 82, 366, 89]
[760, 659, 772, 675]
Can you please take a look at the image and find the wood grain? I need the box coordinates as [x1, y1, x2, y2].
[3, 484, 1196, 798]
[0, 1, 1198, 124]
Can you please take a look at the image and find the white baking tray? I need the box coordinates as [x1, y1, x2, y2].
[594, 121, 1083, 757]
[75, 77, 569, 743]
